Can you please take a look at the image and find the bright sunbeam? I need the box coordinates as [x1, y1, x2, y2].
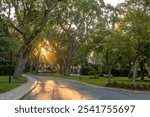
[41, 48, 48, 55]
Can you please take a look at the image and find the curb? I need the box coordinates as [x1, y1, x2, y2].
[72, 80, 150, 93]
[0, 75, 38, 100]
[47, 76, 150, 93]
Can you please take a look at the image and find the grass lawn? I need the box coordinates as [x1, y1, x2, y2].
[32, 73, 150, 87]
[0, 76, 28, 93]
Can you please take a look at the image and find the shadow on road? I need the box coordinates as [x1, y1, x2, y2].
[21, 80, 92, 100]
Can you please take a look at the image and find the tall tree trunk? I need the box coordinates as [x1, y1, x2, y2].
[13, 54, 27, 79]
[35, 58, 39, 74]
[34, 49, 41, 74]
[35, 56, 40, 74]
[64, 65, 70, 76]
[128, 68, 133, 80]
[13, 46, 30, 79]
[147, 69, 150, 78]
[132, 56, 139, 82]
[63, 59, 71, 76]
[59, 61, 63, 74]
[63, 37, 74, 76]
[106, 52, 121, 83]
[29, 61, 33, 73]
[140, 60, 145, 81]
[105, 50, 110, 83]
[145, 65, 150, 78]
[108, 68, 112, 84]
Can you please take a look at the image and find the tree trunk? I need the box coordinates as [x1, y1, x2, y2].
[147, 69, 150, 78]
[63, 60, 71, 76]
[64, 65, 70, 76]
[108, 68, 112, 84]
[63, 37, 74, 76]
[13, 54, 27, 79]
[35, 59, 39, 74]
[145, 64, 150, 78]
[13, 46, 29, 79]
[128, 68, 133, 80]
[59, 61, 63, 74]
[29, 62, 33, 73]
[34, 55, 40, 74]
[140, 60, 145, 81]
[34, 49, 41, 74]
[132, 56, 139, 82]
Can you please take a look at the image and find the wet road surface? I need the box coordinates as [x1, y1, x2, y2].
[22, 75, 150, 100]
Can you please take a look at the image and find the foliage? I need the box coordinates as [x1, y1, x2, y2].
[0, 0, 149, 82]
[106, 81, 150, 91]
[33, 73, 150, 88]
[0, 17, 19, 75]
[87, 0, 150, 82]
[44, 0, 105, 75]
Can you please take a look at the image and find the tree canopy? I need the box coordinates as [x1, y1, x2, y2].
[0, 0, 149, 82]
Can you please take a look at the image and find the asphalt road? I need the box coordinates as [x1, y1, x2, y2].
[21, 75, 150, 100]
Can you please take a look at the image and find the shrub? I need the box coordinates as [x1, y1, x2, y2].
[110, 81, 117, 87]
[142, 84, 149, 90]
[0, 64, 15, 75]
[106, 82, 150, 91]
[119, 83, 126, 88]
[88, 76, 100, 79]
[105, 83, 110, 87]
[105, 82, 113, 87]
[116, 82, 121, 87]
[98, 73, 104, 77]
[129, 84, 136, 89]
[124, 84, 131, 89]
[135, 84, 140, 89]
[148, 85, 150, 90]
[112, 69, 128, 77]
[81, 64, 97, 75]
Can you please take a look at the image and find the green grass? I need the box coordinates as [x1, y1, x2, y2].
[33, 73, 150, 87]
[0, 76, 28, 93]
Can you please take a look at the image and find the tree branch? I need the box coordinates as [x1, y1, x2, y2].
[6, 0, 11, 19]
[11, 0, 21, 24]
[41, 0, 58, 27]
[46, 31, 65, 60]
[25, 0, 58, 45]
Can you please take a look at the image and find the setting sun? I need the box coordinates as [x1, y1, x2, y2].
[41, 48, 48, 55]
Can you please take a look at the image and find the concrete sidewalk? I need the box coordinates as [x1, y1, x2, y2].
[0, 75, 37, 100]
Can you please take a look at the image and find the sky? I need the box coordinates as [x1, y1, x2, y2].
[6, 0, 125, 18]
[104, 0, 125, 6]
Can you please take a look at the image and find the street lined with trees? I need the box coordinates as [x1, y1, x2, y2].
[0, 0, 150, 91]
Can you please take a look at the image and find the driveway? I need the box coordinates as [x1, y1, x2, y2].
[21, 75, 150, 100]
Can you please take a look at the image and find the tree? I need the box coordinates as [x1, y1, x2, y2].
[46, 0, 104, 75]
[0, 17, 19, 75]
[88, 4, 124, 83]
[0, 0, 59, 78]
[120, 0, 150, 82]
